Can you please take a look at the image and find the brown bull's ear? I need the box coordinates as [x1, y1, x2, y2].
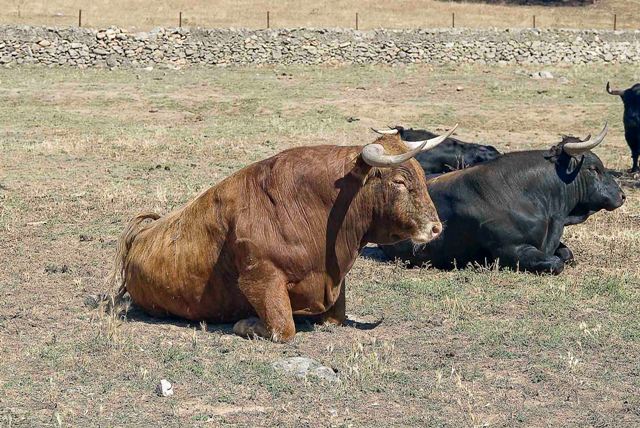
[350, 156, 374, 183]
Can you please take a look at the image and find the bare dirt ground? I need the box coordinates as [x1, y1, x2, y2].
[1, 63, 640, 427]
[0, 0, 637, 31]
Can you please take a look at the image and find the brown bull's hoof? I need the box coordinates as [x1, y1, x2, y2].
[233, 317, 294, 342]
[322, 316, 347, 326]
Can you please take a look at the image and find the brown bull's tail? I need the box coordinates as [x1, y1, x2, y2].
[110, 212, 161, 303]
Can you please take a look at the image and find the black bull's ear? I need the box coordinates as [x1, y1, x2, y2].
[551, 149, 585, 184]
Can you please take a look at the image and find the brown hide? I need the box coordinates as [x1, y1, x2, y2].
[116, 135, 440, 329]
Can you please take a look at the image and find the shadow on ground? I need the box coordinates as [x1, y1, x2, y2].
[118, 299, 383, 335]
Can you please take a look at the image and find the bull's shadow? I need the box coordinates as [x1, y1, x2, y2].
[123, 303, 236, 334]
[120, 298, 382, 334]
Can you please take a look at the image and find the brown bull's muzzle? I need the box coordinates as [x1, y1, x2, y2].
[412, 221, 443, 244]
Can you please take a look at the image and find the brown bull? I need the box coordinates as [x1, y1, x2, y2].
[113, 127, 456, 341]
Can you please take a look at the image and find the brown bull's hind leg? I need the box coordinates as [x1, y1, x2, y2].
[233, 240, 296, 342]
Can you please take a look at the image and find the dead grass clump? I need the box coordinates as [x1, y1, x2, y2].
[341, 336, 396, 386]
[88, 293, 130, 348]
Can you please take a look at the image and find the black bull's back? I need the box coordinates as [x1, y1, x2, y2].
[380, 148, 625, 274]
[395, 127, 501, 174]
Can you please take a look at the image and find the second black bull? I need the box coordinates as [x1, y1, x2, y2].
[381, 124, 625, 274]
[375, 125, 501, 174]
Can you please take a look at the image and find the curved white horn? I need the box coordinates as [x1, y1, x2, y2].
[606, 82, 626, 96]
[361, 139, 429, 167]
[404, 124, 458, 151]
[371, 127, 398, 135]
[563, 122, 608, 156]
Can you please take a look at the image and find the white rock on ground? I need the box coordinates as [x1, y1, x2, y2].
[272, 357, 340, 383]
[156, 379, 174, 397]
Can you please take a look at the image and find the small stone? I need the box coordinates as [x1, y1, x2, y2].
[456, 86, 464, 91]
[134, 32, 150, 41]
[539, 70, 554, 79]
[156, 379, 173, 397]
[38, 40, 51, 47]
[272, 357, 340, 383]
[93, 48, 109, 56]
[106, 57, 118, 67]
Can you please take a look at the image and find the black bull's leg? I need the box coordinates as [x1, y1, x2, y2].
[554, 242, 575, 265]
[494, 245, 565, 275]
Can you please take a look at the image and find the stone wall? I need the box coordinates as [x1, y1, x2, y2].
[0, 25, 639, 68]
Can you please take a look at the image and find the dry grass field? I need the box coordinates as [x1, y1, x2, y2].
[0, 0, 639, 31]
[2, 62, 640, 427]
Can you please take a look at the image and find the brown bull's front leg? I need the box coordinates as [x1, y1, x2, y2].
[298, 280, 347, 326]
[320, 279, 346, 325]
[233, 240, 296, 342]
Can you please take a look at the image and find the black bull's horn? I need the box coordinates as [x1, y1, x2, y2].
[606, 81, 626, 96]
[563, 122, 608, 156]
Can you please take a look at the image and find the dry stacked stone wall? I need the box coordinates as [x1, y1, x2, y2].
[0, 25, 639, 68]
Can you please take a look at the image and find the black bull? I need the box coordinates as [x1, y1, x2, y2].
[381, 135, 625, 274]
[607, 82, 640, 172]
[392, 126, 501, 174]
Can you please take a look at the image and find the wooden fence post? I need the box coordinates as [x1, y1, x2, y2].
[78, 9, 82, 27]
[356, 12, 359, 30]
[267, 11, 270, 29]
[452, 12, 455, 28]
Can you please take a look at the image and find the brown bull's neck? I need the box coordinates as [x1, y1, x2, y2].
[324, 158, 376, 270]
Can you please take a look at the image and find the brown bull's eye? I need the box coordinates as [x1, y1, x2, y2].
[392, 178, 406, 186]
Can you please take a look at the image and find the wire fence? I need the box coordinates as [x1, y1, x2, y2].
[0, 7, 634, 32]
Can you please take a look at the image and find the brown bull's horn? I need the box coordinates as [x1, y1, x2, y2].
[606, 81, 626, 96]
[361, 138, 429, 167]
[361, 124, 459, 167]
[370, 127, 398, 135]
[563, 122, 608, 156]
[403, 124, 459, 151]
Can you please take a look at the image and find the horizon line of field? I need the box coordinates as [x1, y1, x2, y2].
[1, 9, 633, 32]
